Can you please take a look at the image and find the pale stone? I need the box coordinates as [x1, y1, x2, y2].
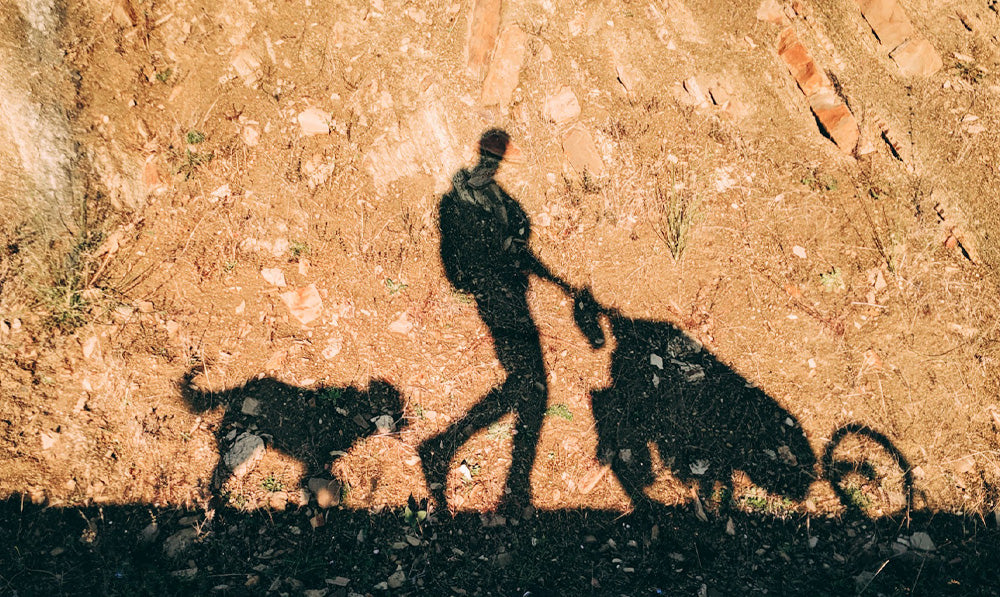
[543, 86, 581, 124]
[298, 108, 331, 136]
[890, 38, 942, 77]
[466, 0, 502, 80]
[260, 267, 286, 287]
[388, 312, 414, 335]
[163, 528, 198, 558]
[231, 49, 262, 87]
[857, 0, 914, 50]
[562, 124, 604, 176]
[224, 432, 265, 479]
[757, 0, 786, 24]
[241, 396, 261, 416]
[481, 25, 527, 107]
[308, 477, 342, 509]
[280, 284, 324, 326]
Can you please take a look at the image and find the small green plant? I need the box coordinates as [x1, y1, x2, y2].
[319, 387, 343, 405]
[451, 289, 474, 305]
[739, 489, 769, 513]
[261, 475, 284, 492]
[384, 278, 408, 295]
[545, 404, 573, 421]
[954, 60, 985, 85]
[155, 68, 173, 84]
[226, 492, 249, 508]
[404, 494, 428, 531]
[801, 173, 838, 192]
[652, 171, 699, 261]
[819, 267, 844, 292]
[289, 241, 311, 259]
[710, 486, 733, 508]
[580, 169, 602, 194]
[223, 260, 236, 273]
[174, 148, 213, 180]
[487, 421, 513, 440]
[843, 484, 872, 510]
[186, 130, 206, 145]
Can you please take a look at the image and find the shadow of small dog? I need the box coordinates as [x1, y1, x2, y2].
[178, 368, 404, 497]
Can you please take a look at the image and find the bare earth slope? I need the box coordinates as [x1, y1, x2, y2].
[1, 0, 999, 594]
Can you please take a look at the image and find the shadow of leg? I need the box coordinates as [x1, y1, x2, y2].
[418, 389, 510, 512]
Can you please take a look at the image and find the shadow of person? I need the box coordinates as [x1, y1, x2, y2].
[178, 367, 404, 498]
[419, 129, 573, 513]
[573, 298, 818, 509]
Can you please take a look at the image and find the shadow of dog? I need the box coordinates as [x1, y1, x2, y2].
[178, 368, 404, 498]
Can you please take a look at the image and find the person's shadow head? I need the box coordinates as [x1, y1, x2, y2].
[178, 367, 404, 492]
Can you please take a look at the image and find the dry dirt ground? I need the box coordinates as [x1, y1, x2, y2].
[2, 0, 1000, 595]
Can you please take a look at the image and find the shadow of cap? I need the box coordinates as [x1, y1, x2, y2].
[478, 128, 510, 160]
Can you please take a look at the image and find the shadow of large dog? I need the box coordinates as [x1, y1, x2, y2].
[589, 312, 817, 507]
[178, 368, 404, 494]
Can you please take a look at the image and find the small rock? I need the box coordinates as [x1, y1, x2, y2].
[756, 0, 786, 24]
[466, 0, 502, 80]
[386, 569, 405, 589]
[725, 518, 736, 536]
[241, 397, 261, 416]
[909, 531, 935, 551]
[480, 25, 527, 107]
[616, 62, 643, 94]
[890, 38, 942, 77]
[40, 431, 58, 451]
[260, 267, 286, 287]
[243, 126, 260, 147]
[308, 478, 342, 509]
[303, 590, 328, 597]
[495, 552, 513, 568]
[683, 77, 707, 105]
[777, 28, 829, 97]
[562, 124, 604, 177]
[280, 284, 324, 326]
[141, 522, 160, 543]
[178, 515, 201, 527]
[808, 90, 859, 153]
[298, 109, 331, 136]
[224, 433, 265, 479]
[792, 245, 807, 259]
[231, 49, 262, 87]
[171, 566, 198, 579]
[543, 86, 582, 124]
[857, 0, 913, 50]
[268, 491, 289, 511]
[374, 414, 395, 434]
[388, 312, 413, 335]
[708, 85, 730, 107]
[163, 528, 198, 558]
[322, 337, 343, 360]
[82, 336, 101, 360]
